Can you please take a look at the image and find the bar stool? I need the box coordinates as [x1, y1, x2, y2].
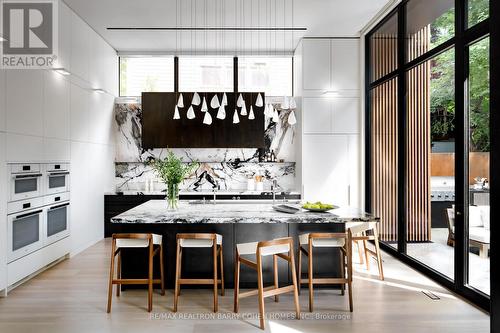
[297, 231, 353, 312]
[106, 233, 165, 313]
[346, 221, 384, 280]
[174, 233, 224, 312]
[234, 237, 300, 330]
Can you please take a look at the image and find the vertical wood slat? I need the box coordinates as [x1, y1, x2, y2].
[369, 24, 432, 243]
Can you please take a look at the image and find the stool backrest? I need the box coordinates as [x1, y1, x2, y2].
[257, 237, 293, 257]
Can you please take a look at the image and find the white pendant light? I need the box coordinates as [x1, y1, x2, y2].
[272, 108, 280, 123]
[240, 101, 247, 116]
[281, 96, 290, 110]
[237, 93, 244, 107]
[222, 92, 228, 105]
[210, 94, 220, 108]
[203, 111, 212, 125]
[264, 104, 272, 117]
[216, 105, 226, 119]
[187, 105, 196, 119]
[289, 96, 297, 109]
[288, 110, 297, 125]
[192, 92, 201, 106]
[177, 93, 184, 108]
[201, 97, 208, 112]
[255, 93, 264, 107]
[233, 109, 240, 124]
[248, 105, 255, 120]
[173, 105, 180, 120]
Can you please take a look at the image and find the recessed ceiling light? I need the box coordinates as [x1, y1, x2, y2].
[53, 68, 70, 76]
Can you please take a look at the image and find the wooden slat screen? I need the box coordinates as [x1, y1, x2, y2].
[370, 25, 431, 243]
[371, 78, 399, 243]
[406, 26, 431, 242]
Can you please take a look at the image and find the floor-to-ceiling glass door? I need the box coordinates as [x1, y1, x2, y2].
[365, 0, 491, 311]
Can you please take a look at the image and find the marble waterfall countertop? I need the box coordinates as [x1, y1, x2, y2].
[110, 200, 379, 224]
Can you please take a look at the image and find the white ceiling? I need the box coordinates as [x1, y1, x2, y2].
[63, 0, 390, 54]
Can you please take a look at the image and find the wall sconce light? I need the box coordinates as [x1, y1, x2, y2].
[0, 35, 6, 42]
[93, 88, 106, 94]
[53, 68, 70, 76]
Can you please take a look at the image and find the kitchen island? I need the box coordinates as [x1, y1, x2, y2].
[109, 200, 378, 288]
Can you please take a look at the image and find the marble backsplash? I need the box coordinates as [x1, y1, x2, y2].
[114, 102, 298, 192]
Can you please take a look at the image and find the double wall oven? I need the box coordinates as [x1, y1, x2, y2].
[7, 163, 70, 263]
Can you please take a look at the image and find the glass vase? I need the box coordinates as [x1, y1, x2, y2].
[166, 182, 180, 211]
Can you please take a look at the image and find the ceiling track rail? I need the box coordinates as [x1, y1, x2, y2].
[107, 27, 307, 31]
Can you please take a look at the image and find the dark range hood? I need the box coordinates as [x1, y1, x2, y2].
[141, 92, 265, 149]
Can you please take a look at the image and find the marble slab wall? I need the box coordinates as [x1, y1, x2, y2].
[114, 103, 297, 192]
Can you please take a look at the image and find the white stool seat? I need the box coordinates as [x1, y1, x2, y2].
[299, 233, 345, 247]
[116, 234, 162, 248]
[346, 221, 377, 235]
[179, 234, 223, 248]
[236, 241, 290, 256]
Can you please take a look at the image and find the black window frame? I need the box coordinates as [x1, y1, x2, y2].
[365, 0, 494, 314]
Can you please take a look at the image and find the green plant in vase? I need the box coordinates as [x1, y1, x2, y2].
[150, 151, 198, 210]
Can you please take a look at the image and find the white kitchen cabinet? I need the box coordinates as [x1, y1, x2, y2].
[43, 71, 70, 140]
[88, 92, 114, 145]
[331, 40, 360, 91]
[5, 70, 44, 137]
[332, 97, 360, 134]
[302, 135, 349, 205]
[0, 70, 5, 132]
[70, 13, 90, 81]
[0, 133, 6, 293]
[302, 39, 331, 90]
[70, 83, 90, 142]
[54, 2, 72, 71]
[303, 97, 332, 134]
[5, 133, 44, 162]
[43, 138, 70, 161]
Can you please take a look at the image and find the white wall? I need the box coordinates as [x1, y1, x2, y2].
[296, 38, 361, 207]
[0, 0, 117, 291]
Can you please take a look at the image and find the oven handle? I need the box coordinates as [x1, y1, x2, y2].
[14, 173, 42, 179]
[49, 203, 70, 210]
[16, 210, 43, 219]
[48, 171, 70, 176]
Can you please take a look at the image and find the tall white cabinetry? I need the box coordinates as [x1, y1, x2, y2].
[296, 38, 361, 207]
[0, 1, 117, 294]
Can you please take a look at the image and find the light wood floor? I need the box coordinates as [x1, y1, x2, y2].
[0, 238, 489, 333]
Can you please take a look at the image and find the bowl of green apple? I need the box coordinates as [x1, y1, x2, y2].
[302, 201, 339, 212]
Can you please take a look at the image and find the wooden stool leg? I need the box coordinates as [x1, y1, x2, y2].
[273, 254, 279, 302]
[373, 227, 385, 280]
[148, 242, 154, 312]
[116, 250, 121, 297]
[297, 247, 302, 295]
[363, 236, 370, 271]
[347, 239, 353, 312]
[173, 242, 181, 312]
[357, 240, 364, 264]
[177, 247, 182, 296]
[289, 245, 301, 321]
[308, 242, 314, 312]
[160, 243, 165, 296]
[219, 245, 225, 296]
[106, 240, 116, 313]
[257, 253, 265, 330]
[234, 254, 240, 313]
[340, 250, 345, 296]
[213, 243, 218, 313]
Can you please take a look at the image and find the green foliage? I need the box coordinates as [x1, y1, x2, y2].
[427, 3, 489, 152]
[150, 151, 198, 185]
